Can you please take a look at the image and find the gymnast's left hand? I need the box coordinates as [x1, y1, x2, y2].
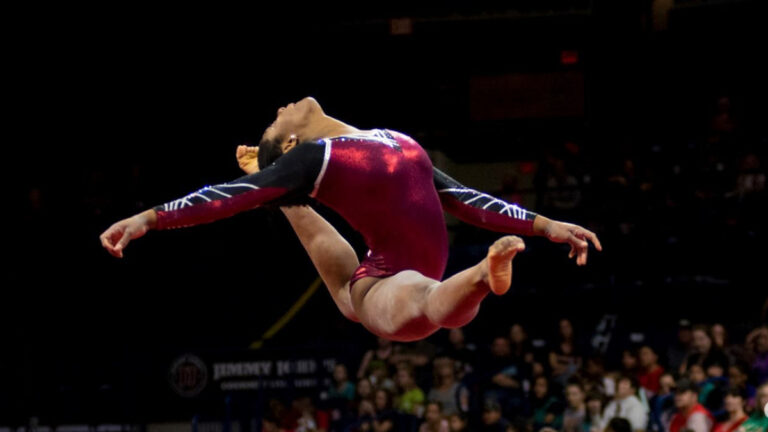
[534, 216, 602, 266]
[99, 209, 157, 258]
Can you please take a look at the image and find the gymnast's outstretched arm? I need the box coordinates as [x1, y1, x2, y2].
[99, 140, 327, 258]
[433, 167, 602, 265]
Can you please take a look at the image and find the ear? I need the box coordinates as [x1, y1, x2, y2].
[281, 134, 299, 153]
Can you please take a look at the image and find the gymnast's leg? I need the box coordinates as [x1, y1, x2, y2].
[280, 205, 361, 322]
[279, 205, 524, 341]
[349, 236, 525, 341]
[237, 145, 361, 322]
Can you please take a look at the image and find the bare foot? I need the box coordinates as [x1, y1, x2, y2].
[236, 145, 260, 174]
[485, 236, 525, 295]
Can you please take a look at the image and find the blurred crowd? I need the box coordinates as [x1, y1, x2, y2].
[260, 320, 768, 432]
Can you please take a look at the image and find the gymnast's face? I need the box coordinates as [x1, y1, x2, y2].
[262, 96, 324, 153]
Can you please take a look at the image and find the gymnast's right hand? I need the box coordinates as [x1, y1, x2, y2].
[99, 209, 157, 258]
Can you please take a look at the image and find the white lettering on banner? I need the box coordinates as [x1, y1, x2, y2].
[213, 361, 273, 380]
[212, 358, 334, 381]
[277, 360, 291, 376]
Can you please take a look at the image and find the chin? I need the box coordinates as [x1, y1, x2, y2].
[302, 96, 323, 113]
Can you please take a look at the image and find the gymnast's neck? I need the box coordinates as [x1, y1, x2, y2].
[305, 114, 367, 141]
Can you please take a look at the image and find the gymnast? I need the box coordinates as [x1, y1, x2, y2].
[100, 97, 602, 342]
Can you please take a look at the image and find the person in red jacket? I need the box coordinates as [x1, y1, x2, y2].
[712, 386, 749, 432]
[670, 378, 714, 432]
[100, 97, 601, 342]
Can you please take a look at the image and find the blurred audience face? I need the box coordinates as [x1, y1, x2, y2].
[378, 337, 392, 349]
[425, 402, 442, 423]
[358, 399, 375, 416]
[706, 363, 724, 378]
[357, 378, 373, 399]
[449, 328, 465, 346]
[622, 350, 638, 371]
[532, 361, 545, 378]
[374, 389, 390, 411]
[692, 328, 712, 353]
[449, 414, 467, 431]
[757, 383, 768, 410]
[755, 329, 768, 353]
[560, 319, 574, 340]
[723, 392, 744, 414]
[534, 376, 549, 399]
[674, 390, 698, 410]
[688, 364, 706, 384]
[586, 397, 602, 416]
[711, 324, 726, 348]
[396, 368, 414, 390]
[639, 346, 658, 369]
[491, 337, 511, 357]
[482, 407, 502, 425]
[510, 324, 527, 344]
[333, 364, 348, 384]
[616, 378, 635, 399]
[435, 358, 454, 380]
[728, 365, 747, 386]
[659, 373, 676, 394]
[566, 384, 586, 408]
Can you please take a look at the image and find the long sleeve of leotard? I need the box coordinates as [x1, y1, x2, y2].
[151, 140, 327, 230]
[433, 167, 538, 236]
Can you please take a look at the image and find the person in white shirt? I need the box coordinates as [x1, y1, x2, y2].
[601, 375, 649, 432]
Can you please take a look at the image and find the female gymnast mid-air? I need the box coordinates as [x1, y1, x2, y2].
[100, 97, 602, 342]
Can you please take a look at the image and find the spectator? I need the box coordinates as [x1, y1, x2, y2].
[738, 381, 767, 432]
[328, 364, 356, 401]
[550, 319, 583, 387]
[447, 413, 468, 432]
[291, 395, 329, 432]
[440, 327, 477, 378]
[358, 337, 394, 380]
[668, 320, 694, 374]
[649, 373, 676, 432]
[372, 388, 396, 432]
[669, 378, 714, 432]
[727, 361, 756, 409]
[710, 324, 728, 351]
[345, 398, 377, 432]
[638, 345, 665, 397]
[562, 380, 587, 432]
[689, 364, 708, 387]
[395, 364, 426, 416]
[583, 355, 615, 396]
[745, 326, 768, 385]
[700, 359, 728, 417]
[509, 323, 535, 366]
[601, 375, 648, 432]
[481, 399, 513, 432]
[356, 377, 374, 401]
[584, 391, 605, 432]
[712, 387, 748, 432]
[419, 401, 450, 432]
[369, 363, 396, 393]
[529, 375, 564, 431]
[681, 325, 729, 376]
[622, 349, 640, 378]
[482, 336, 525, 418]
[428, 356, 462, 416]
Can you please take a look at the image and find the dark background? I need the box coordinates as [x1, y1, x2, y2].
[6, 0, 767, 425]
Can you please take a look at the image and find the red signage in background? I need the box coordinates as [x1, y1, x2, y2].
[561, 50, 579, 65]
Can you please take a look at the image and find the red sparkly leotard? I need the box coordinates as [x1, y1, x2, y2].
[152, 129, 537, 287]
